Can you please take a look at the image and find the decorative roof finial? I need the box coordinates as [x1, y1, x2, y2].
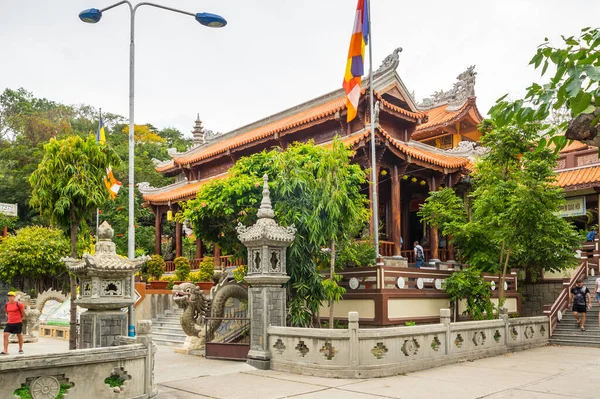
[374, 47, 403, 76]
[192, 114, 205, 145]
[256, 174, 275, 219]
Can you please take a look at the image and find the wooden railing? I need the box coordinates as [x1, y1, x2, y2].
[379, 241, 394, 257]
[164, 256, 243, 273]
[543, 260, 587, 337]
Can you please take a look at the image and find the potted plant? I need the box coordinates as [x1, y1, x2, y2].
[192, 257, 215, 292]
[173, 256, 191, 285]
[146, 254, 168, 289]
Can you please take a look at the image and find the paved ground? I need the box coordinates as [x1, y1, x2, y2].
[8, 339, 600, 398]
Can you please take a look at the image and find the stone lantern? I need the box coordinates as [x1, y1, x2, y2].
[237, 174, 296, 369]
[62, 221, 149, 348]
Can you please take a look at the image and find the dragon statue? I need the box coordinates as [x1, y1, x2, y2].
[173, 279, 248, 350]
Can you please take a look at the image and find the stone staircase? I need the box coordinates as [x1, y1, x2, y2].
[550, 275, 600, 348]
[151, 308, 186, 347]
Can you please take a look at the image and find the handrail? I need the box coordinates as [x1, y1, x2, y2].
[543, 259, 588, 337]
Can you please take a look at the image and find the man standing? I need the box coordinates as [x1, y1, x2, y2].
[595, 275, 600, 328]
[586, 227, 597, 242]
[414, 241, 425, 268]
[569, 279, 592, 331]
[1, 292, 25, 355]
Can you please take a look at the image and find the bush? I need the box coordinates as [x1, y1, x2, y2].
[337, 240, 376, 268]
[146, 255, 166, 280]
[174, 256, 191, 281]
[159, 275, 176, 290]
[443, 267, 495, 321]
[232, 264, 247, 283]
[193, 256, 215, 282]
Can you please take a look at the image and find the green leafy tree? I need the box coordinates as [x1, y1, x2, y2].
[180, 139, 369, 326]
[0, 226, 70, 292]
[29, 134, 120, 349]
[419, 122, 582, 306]
[443, 267, 495, 321]
[489, 27, 600, 149]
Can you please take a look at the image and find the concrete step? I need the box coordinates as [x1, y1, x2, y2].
[552, 332, 600, 339]
[549, 339, 600, 347]
[153, 337, 186, 347]
[152, 331, 186, 341]
[152, 321, 182, 328]
[153, 326, 186, 335]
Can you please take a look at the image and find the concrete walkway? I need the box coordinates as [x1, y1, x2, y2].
[10, 339, 600, 398]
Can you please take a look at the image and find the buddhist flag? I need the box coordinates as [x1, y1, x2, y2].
[343, 0, 369, 122]
[96, 112, 121, 198]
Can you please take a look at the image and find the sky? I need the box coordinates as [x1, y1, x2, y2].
[1, 0, 599, 138]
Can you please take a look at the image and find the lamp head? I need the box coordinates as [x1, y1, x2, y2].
[79, 8, 103, 23]
[195, 12, 227, 28]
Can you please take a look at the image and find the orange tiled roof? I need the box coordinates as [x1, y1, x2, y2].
[559, 140, 588, 153]
[555, 165, 600, 189]
[376, 93, 427, 120]
[379, 128, 470, 169]
[142, 174, 227, 204]
[170, 90, 424, 168]
[413, 97, 482, 139]
[155, 161, 176, 173]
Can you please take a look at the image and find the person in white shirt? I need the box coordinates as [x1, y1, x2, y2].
[595, 276, 600, 328]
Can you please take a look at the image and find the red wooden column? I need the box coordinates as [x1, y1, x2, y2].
[447, 236, 455, 261]
[175, 209, 182, 258]
[195, 238, 204, 259]
[213, 245, 222, 267]
[154, 206, 162, 255]
[391, 165, 402, 256]
[429, 176, 441, 261]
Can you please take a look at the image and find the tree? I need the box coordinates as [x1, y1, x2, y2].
[490, 27, 600, 149]
[0, 226, 70, 292]
[443, 267, 495, 321]
[180, 139, 369, 327]
[419, 122, 582, 307]
[29, 134, 120, 349]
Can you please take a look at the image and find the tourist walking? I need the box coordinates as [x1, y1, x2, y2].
[595, 275, 600, 328]
[1, 291, 25, 355]
[414, 241, 425, 268]
[569, 279, 592, 331]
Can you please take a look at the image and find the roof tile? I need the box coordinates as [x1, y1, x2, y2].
[555, 165, 600, 189]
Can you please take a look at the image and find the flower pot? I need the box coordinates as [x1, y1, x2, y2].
[195, 281, 214, 292]
[149, 281, 169, 290]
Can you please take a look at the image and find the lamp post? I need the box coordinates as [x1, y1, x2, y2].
[79, 1, 226, 337]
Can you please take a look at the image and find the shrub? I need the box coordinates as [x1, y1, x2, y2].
[232, 264, 247, 283]
[196, 256, 215, 282]
[159, 275, 176, 290]
[174, 256, 191, 281]
[337, 240, 376, 268]
[146, 255, 166, 280]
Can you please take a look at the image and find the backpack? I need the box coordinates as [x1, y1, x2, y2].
[416, 247, 424, 260]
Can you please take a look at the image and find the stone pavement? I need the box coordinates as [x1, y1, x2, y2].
[8, 338, 600, 398]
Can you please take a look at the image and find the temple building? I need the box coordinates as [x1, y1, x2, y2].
[140, 49, 486, 264]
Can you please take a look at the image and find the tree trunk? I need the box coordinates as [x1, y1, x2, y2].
[498, 248, 511, 310]
[69, 218, 78, 350]
[328, 241, 335, 329]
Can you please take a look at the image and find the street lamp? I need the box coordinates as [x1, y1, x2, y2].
[79, 1, 226, 336]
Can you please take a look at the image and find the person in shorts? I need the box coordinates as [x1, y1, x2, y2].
[414, 241, 425, 268]
[569, 279, 592, 331]
[2, 291, 25, 355]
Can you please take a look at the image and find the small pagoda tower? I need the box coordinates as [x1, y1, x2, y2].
[237, 174, 296, 369]
[62, 221, 149, 348]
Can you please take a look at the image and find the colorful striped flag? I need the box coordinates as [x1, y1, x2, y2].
[96, 113, 121, 198]
[343, 0, 369, 122]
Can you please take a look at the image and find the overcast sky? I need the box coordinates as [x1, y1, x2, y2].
[1, 0, 599, 137]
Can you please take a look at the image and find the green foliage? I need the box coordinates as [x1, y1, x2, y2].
[29, 134, 121, 255]
[336, 240, 376, 268]
[419, 123, 582, 283]
[181, 138, 369, 326]
[0, 214, 18, 230]
[173, 256, 191, 281]
[197, 256, 215, 282]
[146, 254, 166, 280]
[0, 226, 69, 282]
[14, 383, 72, 399]
[489, 27, 600, 149]
[405, 321, 416, 326]
[443, 268, 495, 320]
[104, 375, 125, 388]
[232, 264, 247, 283]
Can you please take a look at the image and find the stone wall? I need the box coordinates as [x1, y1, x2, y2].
[0, 320, 157, 399]
[521, 281, 563, 317]
[135, 292, 174, 323]
[268, 312, 549, 378]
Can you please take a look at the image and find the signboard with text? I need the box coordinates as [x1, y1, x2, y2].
[558, 196, 586, 218]
[0, 203, 17, 217]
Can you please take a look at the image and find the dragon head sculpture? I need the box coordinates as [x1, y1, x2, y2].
[173, 282, 201, 310]
[172, 282, 209, 338]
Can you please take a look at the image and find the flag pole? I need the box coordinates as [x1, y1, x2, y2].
[367, 0, 379, 262]
[96, 108, 102, 238]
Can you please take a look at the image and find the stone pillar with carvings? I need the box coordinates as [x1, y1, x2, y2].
[236, 175, 296, 369]
[62, 221, 149, 348]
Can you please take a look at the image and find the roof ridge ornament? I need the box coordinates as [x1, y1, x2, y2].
[418, 65, 477, 110]
[374, 47, 403, 77]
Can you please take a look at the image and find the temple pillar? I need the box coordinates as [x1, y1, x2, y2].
[154, 207, 162, 256]
[175, 219, 182, 258]
[368, 173, 375, 238]
[447, 235, 455, 261]
[213, 245, 222, 267]
[429, 176, 441, 264]
[391, 165, 401, 256]
[195, 238, 204, 259]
